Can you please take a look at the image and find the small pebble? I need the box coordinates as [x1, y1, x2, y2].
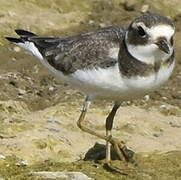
[13, 46, 21, 52]
[99, 23, 106, 28]
[12, 57, 17, 61]
[0, 154, 6, 159]
[49, 86, 54, 91]
[123, 0, 136, 11]
[16, 160, 28, 166]
[32, 171, 92, 180]
[18, 89, 26, 95]
[141, 4, 149, 13]
[47, 128, 60, 133]
[162, 96, 168, 100]
[143, 95, 150, 101]
[160, 104, 167, 109]
[153, 133, 161, 137]
[47, 118, 62, 124]
[169, 121, 181, 128]
[88, 20, 94, 25]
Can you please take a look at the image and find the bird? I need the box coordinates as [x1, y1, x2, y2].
[6, 12, 175, 164]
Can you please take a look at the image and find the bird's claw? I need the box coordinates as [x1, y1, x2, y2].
[110, 138, 135, 163]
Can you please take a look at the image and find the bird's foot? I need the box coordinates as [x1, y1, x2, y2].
[120, 145, 135, 163]
[110, 137, 135, 163]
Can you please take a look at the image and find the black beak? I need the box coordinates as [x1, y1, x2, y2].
[155, 38, 170, 54]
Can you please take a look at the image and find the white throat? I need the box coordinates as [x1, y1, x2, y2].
[125, 24, 174, 65]
[126, 41, 173, 65]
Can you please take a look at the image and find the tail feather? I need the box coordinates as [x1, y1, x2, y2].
[15, 29, 37, 37]
[5, 29, 44, 60]
[5, 37, 24, 43]
[5, 29, 36, 43]
[5, 29, 61, 60]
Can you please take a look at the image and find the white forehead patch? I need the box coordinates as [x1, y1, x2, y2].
[148, 25, 175, 41]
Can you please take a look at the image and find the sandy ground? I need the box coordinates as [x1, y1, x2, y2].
[0, 100, 181, 164]
[0, 0, 181, 179]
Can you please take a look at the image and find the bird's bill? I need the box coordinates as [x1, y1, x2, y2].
[154, 38, 170, 54]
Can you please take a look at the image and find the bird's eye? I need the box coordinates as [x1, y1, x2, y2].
[137, 26, 146, 37]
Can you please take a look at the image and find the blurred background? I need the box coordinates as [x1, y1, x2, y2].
[0, 0, 181, 179]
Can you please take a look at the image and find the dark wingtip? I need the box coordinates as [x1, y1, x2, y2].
[5, 37, 23, 43]
[15, 29, 36, 37]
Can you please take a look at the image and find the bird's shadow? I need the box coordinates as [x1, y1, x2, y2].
[84, 142, 120, 162]
[84, 143, 137, 175]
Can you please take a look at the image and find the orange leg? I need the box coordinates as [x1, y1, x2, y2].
[77, 97, 133, 163]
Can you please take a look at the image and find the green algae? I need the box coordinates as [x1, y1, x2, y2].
[0, 151, 181, 179]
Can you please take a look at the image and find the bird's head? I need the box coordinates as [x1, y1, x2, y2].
[125, 13, 175, 64]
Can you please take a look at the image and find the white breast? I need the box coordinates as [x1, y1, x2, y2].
[124, 61, 175, 93]
[69, 62, 174, 100]
[70, 64, 127, 98]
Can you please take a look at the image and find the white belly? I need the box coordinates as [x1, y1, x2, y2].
[69, 62, 175, 100]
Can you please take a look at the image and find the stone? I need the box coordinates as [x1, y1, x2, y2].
[13, 46, 21, 52]
[16, 160, 28, 166]
[123, 0, 136, 11]
[169, 121, 181, 128]
[141, 4, 149, 13]
[143, 95, 150, 101]
[0, 155, 6, 159]
[32, 171, 93, 180]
